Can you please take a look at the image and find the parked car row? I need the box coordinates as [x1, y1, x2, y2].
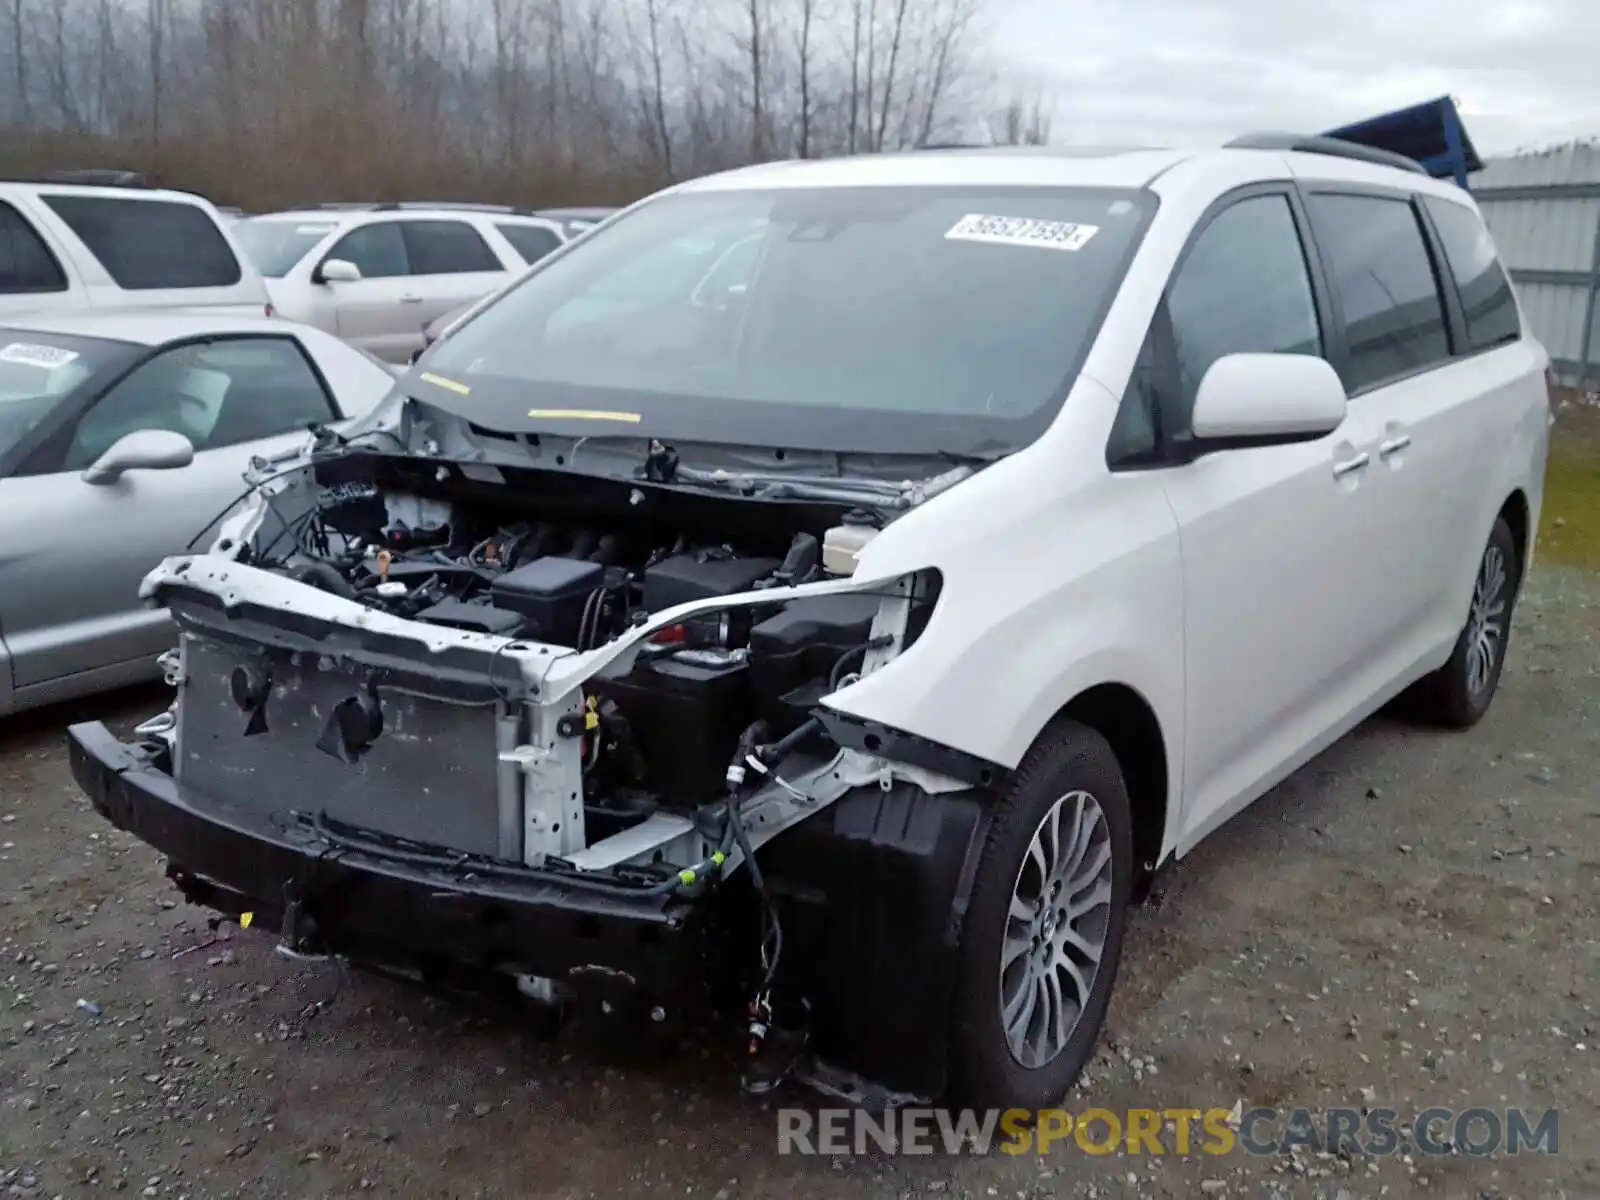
[231, 202, 611, 363]
[1, 173, 615, 364]
[0, 171, 617, 716]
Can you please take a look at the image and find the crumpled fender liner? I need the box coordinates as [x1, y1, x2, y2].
[759, 778, 992, 1101]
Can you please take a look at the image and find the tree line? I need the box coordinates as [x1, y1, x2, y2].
[0, 0, 1054, 210]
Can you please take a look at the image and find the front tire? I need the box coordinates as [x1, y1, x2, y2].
[1409, 516, 1519, 728]
[948, 720, 1133, 1109]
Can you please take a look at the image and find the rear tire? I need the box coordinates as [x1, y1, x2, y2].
[947, 719, 1132, 1110]
[1408, 516, 1519, 729]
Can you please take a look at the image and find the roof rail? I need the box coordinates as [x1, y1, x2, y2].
[288, 200, 544, 217]
[1225, 133, 1427, 175]
[0, 168, 158, 188]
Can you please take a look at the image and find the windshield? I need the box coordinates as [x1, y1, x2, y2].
[417, 185, 1156, 456]
[0, 332, 136, 465]
[233, 217, 339, 277]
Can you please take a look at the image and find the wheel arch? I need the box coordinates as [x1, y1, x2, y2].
[1052, 682, 1172, 897]
[1498, 488, 1530, 589]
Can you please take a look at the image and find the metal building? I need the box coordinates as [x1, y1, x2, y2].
[1471, 142, 1600, 387]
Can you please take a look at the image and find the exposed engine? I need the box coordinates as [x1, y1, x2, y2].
[244, 476, 910, 841]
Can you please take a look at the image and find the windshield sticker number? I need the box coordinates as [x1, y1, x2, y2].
[0, 342, 80, 370]
[945, 214, 1099, 252]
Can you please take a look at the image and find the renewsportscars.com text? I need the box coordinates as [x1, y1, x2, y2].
[777, 1106, 1560, 1158]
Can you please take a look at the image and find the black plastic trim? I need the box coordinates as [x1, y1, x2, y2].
[812, 707, 1010, 789]
[66, 720, 705, 997]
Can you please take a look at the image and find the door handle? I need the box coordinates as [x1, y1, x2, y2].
[399, 294, 423, 304]
[1378, 435, 1412, 458]
[1332, 452, 1370, 478]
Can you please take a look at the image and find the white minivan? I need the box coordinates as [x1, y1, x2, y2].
[68, 135, 1550, 1113]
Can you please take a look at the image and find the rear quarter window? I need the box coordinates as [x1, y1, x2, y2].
[0, 202, 69, 293]
[496, 222, 563, 265]
[40, 195, 244, 290]
[1422, 197, 1521, 352]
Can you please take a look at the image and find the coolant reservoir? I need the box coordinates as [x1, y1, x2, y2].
[822, 515, 879, 575]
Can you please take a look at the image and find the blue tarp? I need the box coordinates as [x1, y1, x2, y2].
[1322, 95, 1482, 188]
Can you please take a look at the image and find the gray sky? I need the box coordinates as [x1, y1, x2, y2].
[991, 0, 1597, 156]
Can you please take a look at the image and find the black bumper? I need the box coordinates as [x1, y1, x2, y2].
[67, 721, 705, 1001]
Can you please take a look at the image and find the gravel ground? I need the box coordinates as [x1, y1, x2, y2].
[2, 565, 1596, 1200]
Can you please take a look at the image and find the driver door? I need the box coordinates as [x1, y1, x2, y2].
[0, 336, 337, 693]
[319, 221, 416, 361]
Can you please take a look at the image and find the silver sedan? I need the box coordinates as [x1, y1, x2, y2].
[0, 310, 397, 718]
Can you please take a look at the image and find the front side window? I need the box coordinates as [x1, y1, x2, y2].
[41, 195, 243, 289]
[62, 337, 336, 470]
[400, 221, 501, 274]
[1306, 193, 1451, 392]
[0, 333, 131, 466]
[0, 203, 68, 294]
[326, 223, 409, 278]
[1108, 192, 1322, 463]
[233, 218, 339, 278]
[1423, 197, 1521, 352]
[420, 186, 1157, 456]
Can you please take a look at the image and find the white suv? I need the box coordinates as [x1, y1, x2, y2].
[0, 174, 270, 319]
[68, 136, 1549, 1112]
[232, 204, 571, 362]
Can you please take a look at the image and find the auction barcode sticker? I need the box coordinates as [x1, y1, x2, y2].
[0, 342, 79, 370]
[945, 214, 1099, 251]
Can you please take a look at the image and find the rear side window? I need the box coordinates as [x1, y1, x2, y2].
[496, 223, 563, 265]
[0, 202, 68, 293]
[1423, 197, 1521, 352]
[40, 196, 243, 290]
[401, 221, 501, 274]
[1305, 193, 1451, 393]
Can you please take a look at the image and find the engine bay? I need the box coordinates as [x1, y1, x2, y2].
[236, 467, 928, 845]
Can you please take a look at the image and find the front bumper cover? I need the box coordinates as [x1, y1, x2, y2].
[67, 721, 705, 1000]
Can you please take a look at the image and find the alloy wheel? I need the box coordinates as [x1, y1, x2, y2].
[1465, 543, 1509, 696]
[999, 790, 1114, 1069]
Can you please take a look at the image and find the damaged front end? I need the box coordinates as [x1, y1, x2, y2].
[68, 426, 995, 1104]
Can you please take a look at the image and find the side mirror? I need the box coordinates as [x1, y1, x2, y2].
[316, 258, 362, 284]
[81, 429, 195, 485]
[1190, 352, 1347, 449]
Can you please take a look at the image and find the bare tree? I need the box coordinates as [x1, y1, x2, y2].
[793, 0, 816, 157]
[991, 90, 1053, 146]
[0, 0, 1005, 205]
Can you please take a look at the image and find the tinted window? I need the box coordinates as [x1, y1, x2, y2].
[0, 203, 68, 293]
[1306, 194, 1451, 392]
[401, 221, 501, 274]
[327, 223, 408, 278]
[1424, 197, 1521, 352]
[1109, 193, 1322, 461]
[496, 223, 562, 265]
[0, 333, 133, 466]
[63, 337, 335, 470]
[41, 196, 243, 289]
